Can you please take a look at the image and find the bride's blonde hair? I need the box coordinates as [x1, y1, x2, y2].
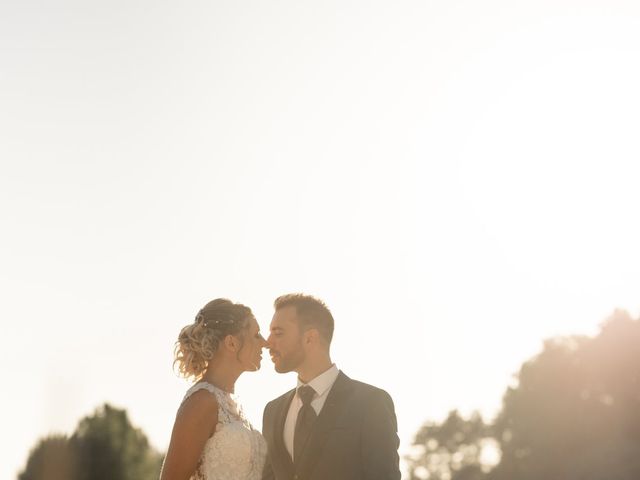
[174, 298, 254, 380]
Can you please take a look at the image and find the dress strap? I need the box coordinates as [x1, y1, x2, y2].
[181, 382, 237, 424]
[183, 382, 221, 400]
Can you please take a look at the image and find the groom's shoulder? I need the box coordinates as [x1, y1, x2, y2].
[342, 373, 395, 403]
[264, 387, 296, 411]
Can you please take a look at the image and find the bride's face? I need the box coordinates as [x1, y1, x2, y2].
[237, 316, 266, 372]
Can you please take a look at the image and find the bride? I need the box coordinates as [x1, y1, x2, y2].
[160, 298, 268, 480]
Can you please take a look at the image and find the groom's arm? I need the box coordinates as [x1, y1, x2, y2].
[262, 457, 275, 480]
[261, 402, 276, 480]
[361, 389, 401, 480]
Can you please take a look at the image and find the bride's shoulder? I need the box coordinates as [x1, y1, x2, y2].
[178, 384, 219, 417]
[169, 386, 219, 441]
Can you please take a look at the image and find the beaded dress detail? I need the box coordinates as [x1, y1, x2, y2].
[181, 382, 267, 480]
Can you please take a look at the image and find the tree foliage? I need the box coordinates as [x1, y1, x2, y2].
[489, 310, 640, 480]
[409, 310, 640, 480]
[18, 404, 162, 480]
[18, 435, 77, 480]
[71, 404, 163, 480]
[408, 410, 493, 480]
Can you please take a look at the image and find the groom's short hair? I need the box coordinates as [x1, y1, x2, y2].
[274, 293, 334, 344]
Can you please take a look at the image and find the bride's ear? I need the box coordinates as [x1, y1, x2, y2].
[223, 334, 239, 352]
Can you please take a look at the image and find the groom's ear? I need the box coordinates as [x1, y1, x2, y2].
[304, 328, 319, 345]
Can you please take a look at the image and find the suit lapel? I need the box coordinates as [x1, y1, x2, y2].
[295, 372, 354, 478]
[273, 389, 295, 474]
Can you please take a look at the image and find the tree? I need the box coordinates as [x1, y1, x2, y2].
[407, 410, 495, 480]
[409, 310, 640, 480]
[489, 310, 640, 480]
[71, 404, 163, 480]
[18, 434, 77, 480]
[18, 404, 163, 480]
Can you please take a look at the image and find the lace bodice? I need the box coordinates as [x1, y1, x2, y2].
[181, 382, 267, 480]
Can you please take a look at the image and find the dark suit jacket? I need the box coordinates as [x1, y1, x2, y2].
[262, 372, 401, 480]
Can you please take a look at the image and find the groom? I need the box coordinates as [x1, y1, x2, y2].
[262, 294, 401, 480]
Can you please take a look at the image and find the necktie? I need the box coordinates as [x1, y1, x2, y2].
[293, 385, 317, 463]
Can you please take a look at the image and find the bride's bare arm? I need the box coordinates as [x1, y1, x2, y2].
[160, 391, 219, 480]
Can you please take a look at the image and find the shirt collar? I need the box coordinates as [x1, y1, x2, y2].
[297, 364, 339, 398]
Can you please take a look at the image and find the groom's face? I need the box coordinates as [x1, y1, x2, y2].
[268, 305, 306, 373]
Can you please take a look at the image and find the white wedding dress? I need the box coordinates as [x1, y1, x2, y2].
[181, 382, 267, 480]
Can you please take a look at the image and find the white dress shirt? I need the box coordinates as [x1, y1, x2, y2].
[283, 364, 340, 459]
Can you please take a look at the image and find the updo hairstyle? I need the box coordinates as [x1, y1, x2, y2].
[174, 298, 254, 380]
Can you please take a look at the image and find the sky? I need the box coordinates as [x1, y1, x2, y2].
[2, 1, 640, 478]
